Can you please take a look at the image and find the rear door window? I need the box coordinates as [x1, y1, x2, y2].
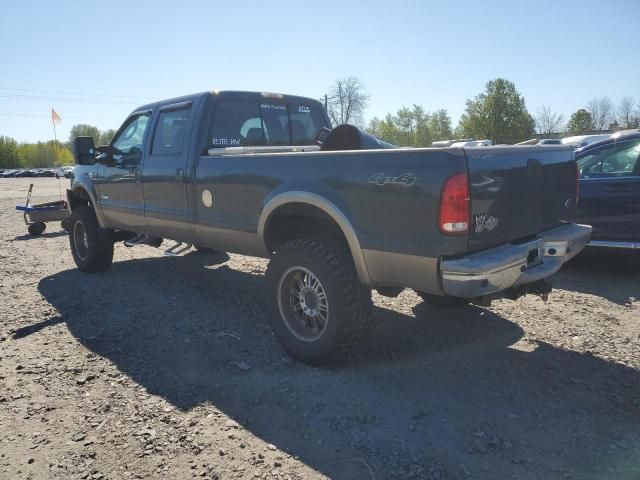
[152, 106, 191, 155]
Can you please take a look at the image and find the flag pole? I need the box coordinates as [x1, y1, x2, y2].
[51, 108, 63, 200]
[51, 107, 59, 165]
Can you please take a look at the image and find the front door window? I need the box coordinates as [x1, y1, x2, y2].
[112, 114, 150, 162]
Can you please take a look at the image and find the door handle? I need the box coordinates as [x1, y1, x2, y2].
[176, 168, 184, 185]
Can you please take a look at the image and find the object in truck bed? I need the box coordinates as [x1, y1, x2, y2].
[15, 183, 70, 236]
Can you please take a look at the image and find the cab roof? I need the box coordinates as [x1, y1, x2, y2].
[134, 90, 323, 114]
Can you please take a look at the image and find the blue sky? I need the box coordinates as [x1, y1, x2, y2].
[1, 0, 638, 142]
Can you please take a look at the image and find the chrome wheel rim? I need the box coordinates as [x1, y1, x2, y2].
[73, 220, 89, 261]
[277, 266, 329, 342]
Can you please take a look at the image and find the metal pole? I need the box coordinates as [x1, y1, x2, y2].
[52, 108, 63, 199]
[51, 109, 59, 165]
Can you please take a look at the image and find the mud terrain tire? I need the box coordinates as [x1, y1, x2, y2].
[69, 206, 114, 272]
[266, 239, 372, 364]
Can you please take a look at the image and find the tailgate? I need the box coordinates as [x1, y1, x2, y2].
[465, 145, 577, 252]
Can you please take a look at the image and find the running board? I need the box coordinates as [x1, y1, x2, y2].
[164, 241, 193, 256]
[124, 234, 163, 248]
[124, 234, 148, 247]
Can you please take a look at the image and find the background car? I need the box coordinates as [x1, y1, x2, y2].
[575, 131, 640, 249]
[58, 166, 74, 178]
[562, 134, 611, 149]
[450, 139, 492, 147]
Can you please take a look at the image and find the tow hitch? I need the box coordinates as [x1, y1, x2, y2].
[528, 279, 553, 302]
[471, 279, 553, 307]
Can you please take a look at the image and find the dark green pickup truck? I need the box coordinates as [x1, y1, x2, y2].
[68, 90, 591, 363]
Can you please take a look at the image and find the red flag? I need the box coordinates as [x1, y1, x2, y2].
[51, 108, 62, 125]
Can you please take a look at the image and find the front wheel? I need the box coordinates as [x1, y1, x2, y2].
[265, 239, 372, 364]
[69, 206, 114, 272]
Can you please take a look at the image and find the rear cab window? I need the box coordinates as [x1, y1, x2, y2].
[209, 98, 327, 149]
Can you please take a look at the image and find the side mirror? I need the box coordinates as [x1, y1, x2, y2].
[73, 136, 96, 165]
[95, 145, 115, 166]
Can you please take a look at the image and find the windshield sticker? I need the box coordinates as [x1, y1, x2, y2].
[261, 104, 286, 110]
[212, 138, 241, 146]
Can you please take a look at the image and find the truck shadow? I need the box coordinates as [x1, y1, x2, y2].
[33, 253, 640, 479]
[554, 249, 640, 305]
[13, 230, 68, 241]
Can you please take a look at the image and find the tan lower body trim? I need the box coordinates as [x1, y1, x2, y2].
[362, 249, 441, 294]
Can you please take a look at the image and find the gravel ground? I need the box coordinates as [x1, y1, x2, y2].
[1, 178, 639, 480]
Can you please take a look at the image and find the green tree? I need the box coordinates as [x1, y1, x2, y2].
[428, 109, 453, 142]
[17, 140, 73, 167]
[98, 129, 116, 145]
[566, 109, 593, 135]
[456, 78, 535, 144]
[368, 105, 452, 146]
[69, 124, 101, 145]
[367, 113, 401, 144]
[394, 106, 419, 145]
[0, 136, 22, 168]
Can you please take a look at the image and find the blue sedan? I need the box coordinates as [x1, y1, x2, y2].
[575, 131, 640, 249]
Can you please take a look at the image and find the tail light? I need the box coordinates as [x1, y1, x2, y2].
[439, 172, 470, 235]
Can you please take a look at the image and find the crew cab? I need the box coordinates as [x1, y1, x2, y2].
[67, 90, 591, 363]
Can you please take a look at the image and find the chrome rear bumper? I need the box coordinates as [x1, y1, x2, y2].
[441, 223, 592, 298]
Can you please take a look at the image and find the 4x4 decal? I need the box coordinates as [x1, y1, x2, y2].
[368, 172, 417, 187]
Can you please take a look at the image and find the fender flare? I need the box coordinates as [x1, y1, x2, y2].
[67, 181, 106, 228]
[258, 191, 371, 285]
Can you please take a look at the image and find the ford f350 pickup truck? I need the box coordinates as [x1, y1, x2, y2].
[68, 90, 591, 363]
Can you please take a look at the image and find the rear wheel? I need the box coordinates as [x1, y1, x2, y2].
[69, 206, 114, 272]
[27, 222, 46, 236]
[415, 290, 467, 308]
[265, 239, 372, 364]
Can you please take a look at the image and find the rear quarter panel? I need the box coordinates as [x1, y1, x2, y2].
[194, 148, 469, 258]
